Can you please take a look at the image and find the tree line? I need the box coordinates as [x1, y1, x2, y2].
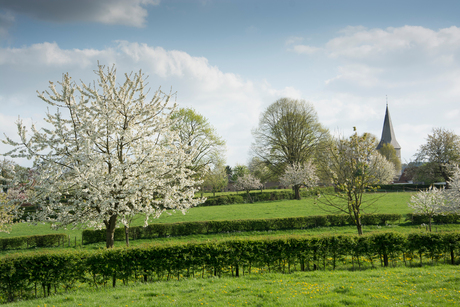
[1, 63, 460, 247]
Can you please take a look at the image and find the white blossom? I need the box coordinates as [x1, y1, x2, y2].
[280, 161, 318, 188]
[445, 165, 460, 212]
[408, 185, 446, 231]
[2, 64, 204, 247]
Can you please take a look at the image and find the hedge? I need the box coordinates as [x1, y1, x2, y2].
[0, 234, 68, 251]
[82, 213, 402, 244]
[370, 184, 432, 192]
[2, 231, 460, 303]
[405, 213, 460, 225]
[199, 187, 335, 207]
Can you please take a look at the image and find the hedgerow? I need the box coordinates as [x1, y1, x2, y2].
[2, 231, 460, 303]
[82, 213, 402, 244]
[0, 234, 68, 251]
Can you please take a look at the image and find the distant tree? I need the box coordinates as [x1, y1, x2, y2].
[231, 164, 249, 182]
[248, 157, 275, 189]
[2, 64, 204, 248]
[203, 163, 228, 196]
[0, 193, 15, 233]
[316, 130, 395, 235]
[171, 107, 226, 177]
[415, 128, 460, 184]
[234, 174, 263, 203]
[444, 165, 460, 213]
[279, 161, 318, 200]
[378, 143, 401, 174]
[408, 186, 445, 232]
[251, 98, 329, 176]
[225, 165, 232, 176]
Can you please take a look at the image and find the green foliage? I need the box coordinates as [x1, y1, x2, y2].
[200, 187, 334, 206]
[3, 231, 460, 303]
[82, 213, 402, 244]
[0, 233, 67, 250]
[378, 143, 401, 173]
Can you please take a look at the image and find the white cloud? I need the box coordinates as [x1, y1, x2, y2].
[285, 36, 304, 45]
[0, 41, 295, 167]
[0, 0, 159, 27]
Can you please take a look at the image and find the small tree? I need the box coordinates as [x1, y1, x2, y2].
[2, 64, 204, 248]
[378, 143, 401, 174]
[203, 164, 228, 196]
[234, 174, 262, 203]
[0, 193, 15, 233]
[316, 130, 395, 235]
[279, 161, 318, 200]
[408, 186, 446, 232]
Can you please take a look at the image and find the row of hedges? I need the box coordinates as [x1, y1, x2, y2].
[0, 234, 68, 251]
[199, 187, 335, 207]
[370, 184, 432, 192]
[406, 213, 460, 224]
[82, 213, 402, 244]
[2, 231, 460, 302]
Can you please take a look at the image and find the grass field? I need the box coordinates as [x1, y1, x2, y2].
[0, 192, 415, 242]
[4, 265, 460, 306]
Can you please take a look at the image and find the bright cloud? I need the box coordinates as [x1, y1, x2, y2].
[0, 41, 295, 166]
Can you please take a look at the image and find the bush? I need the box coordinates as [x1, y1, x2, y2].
[0, 234, 67, 250]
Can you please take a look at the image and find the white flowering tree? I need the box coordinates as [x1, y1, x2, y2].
[280, 161, 318, 200]
[234, 174, 262, 203]
[408, 186, 446, 232]
[2, 64, 204, 248]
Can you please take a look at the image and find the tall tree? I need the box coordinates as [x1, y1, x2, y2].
[2, 64, 204, 248]
[171, 107, 226, 176]
[378, 143, 401, 174]
[251, 98, 328, 176]
[316, 131, 395, 235]
[415, 128, 460, 183]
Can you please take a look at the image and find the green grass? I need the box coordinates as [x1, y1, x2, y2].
[4, 265, 460, 306]
[0, 192, 415, 248]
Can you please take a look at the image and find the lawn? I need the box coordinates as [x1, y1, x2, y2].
[4, 265, 460, 306]
[0, 192, 415, 245]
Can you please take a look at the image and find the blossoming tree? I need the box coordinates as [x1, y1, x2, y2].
[234, 174, 262, 203]
[408, 186, 446, 232]
[280, 161, 318, 200]
[445, 165, 460, 213]
[2, 64, 204, 248]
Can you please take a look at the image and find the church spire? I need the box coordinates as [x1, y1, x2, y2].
[376, 102, 401, 159]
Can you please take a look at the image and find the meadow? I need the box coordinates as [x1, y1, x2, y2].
[0, 191, 415, 242]
[4, 266, 460, 306]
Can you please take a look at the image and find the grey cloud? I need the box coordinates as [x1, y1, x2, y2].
[0, 10, 14, 38]
[0, 0, 159, 27]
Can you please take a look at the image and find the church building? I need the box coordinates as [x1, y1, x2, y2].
[376, 104, 401, 160]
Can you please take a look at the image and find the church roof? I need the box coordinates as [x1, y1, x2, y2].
[376, 105, 400, 150]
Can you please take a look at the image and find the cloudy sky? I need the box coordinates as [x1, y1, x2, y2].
[1, 0, 460, 167]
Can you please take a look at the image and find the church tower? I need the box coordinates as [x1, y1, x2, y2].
[376, 103, 401, 160]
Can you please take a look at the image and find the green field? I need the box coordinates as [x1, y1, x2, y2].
[0, 192, 415, 242]
[4, 265, 460, 306]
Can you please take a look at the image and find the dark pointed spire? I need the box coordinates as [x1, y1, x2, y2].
[376, 103, 401, 159]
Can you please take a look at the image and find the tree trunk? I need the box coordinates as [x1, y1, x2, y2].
[125, 225, 130, 247]
[294, 185, 301, 200]
[105, 215, 117, 248]
[428, 216, 432, 232]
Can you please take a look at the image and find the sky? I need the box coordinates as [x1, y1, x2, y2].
[1, 0, 460, 167]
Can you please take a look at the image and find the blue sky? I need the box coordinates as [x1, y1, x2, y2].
[1, 0, 460, 167]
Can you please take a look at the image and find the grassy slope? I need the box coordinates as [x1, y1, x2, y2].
[5, 265, 460, 306]
[0, 192, 414, 241]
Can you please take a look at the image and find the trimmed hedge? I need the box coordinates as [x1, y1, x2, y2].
[405, 213, 460, 225]
[0, 234, 68, 250]
[82, 213, 402, 244]
[370, 184, 432, 192]
[2, 231, 460, 302]
[199, 187, 335, 207]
